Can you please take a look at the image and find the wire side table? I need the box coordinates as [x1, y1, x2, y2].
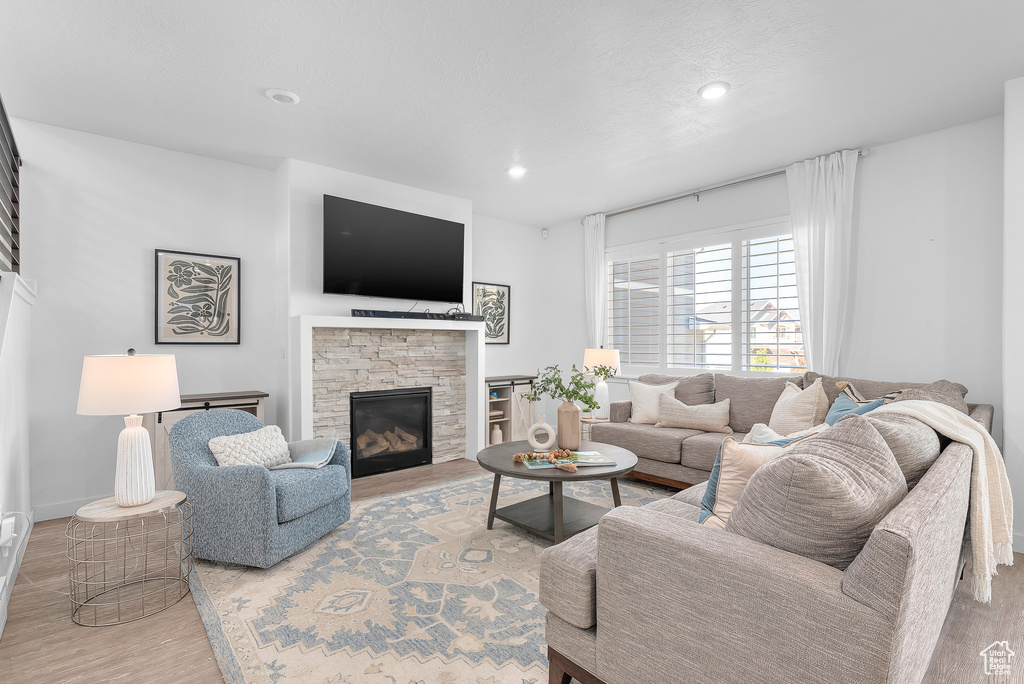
[66, 491, 193, 626]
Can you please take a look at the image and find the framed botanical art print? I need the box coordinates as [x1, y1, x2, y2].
[472, 282, 510, 345]
[155, 249, 240, 344]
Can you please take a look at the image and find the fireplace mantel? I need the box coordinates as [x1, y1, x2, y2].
[291, 315, 486, 460]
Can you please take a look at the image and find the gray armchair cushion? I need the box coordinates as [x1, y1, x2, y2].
[726, 415, 908, 570]
[269, 466, 350, 523]
[866, 413, 942, 488]
[638, 372, 715, 406]
[589, 422, 700, 463]
[713, 373, 800, 433]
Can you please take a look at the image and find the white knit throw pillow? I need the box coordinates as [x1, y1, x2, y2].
[208, 425, 291, 468]
[767, 378, 830, 436]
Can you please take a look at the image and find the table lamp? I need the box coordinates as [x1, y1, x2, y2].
[77, 349, 181, 507]
[583, 348, 620, 420]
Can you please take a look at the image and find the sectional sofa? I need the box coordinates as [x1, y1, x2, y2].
[543, 373, 993, 684]
[592, 371, 979, 489]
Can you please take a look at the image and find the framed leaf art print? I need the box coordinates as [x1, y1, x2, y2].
[472, 282, 510, 345]
[155, 249, 240, 344]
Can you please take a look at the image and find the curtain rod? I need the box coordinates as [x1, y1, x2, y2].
[605, 148, 868, 219]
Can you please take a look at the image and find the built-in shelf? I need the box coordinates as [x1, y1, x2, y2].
[484, 374, 536, 446]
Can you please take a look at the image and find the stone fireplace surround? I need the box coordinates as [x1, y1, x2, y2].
[294, 316, 486, 462]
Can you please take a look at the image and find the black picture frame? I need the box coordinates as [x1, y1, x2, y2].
[472, 281, 510, 345]
[155, 249, 240, 345]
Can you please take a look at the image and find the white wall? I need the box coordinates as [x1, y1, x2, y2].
[1002, 76, 1024, 551]
[844, 117, 1004, 435]
[14, 120, 279, 519]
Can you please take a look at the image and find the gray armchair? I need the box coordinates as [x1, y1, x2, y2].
[169, 409, 351, 568]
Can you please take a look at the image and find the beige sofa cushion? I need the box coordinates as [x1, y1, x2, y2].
[890, 379, 970, 414]
[714, 373, 801, 433]
[726, 415, 908, 570]
[701, 438, 789, 530]
[656, 395, 732, 433]
[590, 421, 700, 464]
[804, 372, 968, 406]
[671, 481, 709, 506]
[866, 413, 942, 488]
[639, 372, 715, 406]
[680, 431, 744, 471]
[645, 498, 701, 521]
[768, 378, 830, 436]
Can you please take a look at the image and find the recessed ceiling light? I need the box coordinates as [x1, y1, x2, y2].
[266, 88, 301, 105]
[508, 165, 527, 178]
[698, 82, 731, 100]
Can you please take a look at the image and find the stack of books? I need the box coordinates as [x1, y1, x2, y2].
[489, 409, 504, 419]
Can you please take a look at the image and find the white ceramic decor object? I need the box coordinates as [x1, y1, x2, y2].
[527, 414, 557, 452]
[490, 423, 503, 445]
[115, 414, 156, 506]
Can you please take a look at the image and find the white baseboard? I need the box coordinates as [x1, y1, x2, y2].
[33, 495, 103, 522]
[0, 509, 34, 641]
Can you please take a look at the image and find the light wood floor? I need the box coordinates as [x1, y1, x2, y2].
[0, 459, 1019, 684]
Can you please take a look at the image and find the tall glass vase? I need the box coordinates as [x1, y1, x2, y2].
[557, 401, 581, 451]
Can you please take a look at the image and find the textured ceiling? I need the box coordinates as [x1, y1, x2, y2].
[1, 0, 1022, 226]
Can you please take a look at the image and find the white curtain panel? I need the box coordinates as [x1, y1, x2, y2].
[786, 149, 859, 375]
[582, 213, 607, 349]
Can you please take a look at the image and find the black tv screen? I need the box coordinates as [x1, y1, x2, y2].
[323, 194, 465, 303]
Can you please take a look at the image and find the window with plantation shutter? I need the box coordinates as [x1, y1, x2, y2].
[606, 219, 804, 375]
[742, 235, 804, 371]
[667, 242, 732, 370]
[0, 93, 21, 274]
[607, 252, 660, 367]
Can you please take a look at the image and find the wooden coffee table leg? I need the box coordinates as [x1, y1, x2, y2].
[487, 474, 501, 530]
[610, 477, 622, 507]
[552, 480, 564, 542]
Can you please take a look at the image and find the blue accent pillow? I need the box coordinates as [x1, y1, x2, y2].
[699, 436, 804, 523]
[824, 395, 884, 426]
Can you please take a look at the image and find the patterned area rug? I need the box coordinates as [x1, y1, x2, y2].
[190, 473, 670, 683]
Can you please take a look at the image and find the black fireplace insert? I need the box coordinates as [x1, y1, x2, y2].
[349, 387, 432, 478]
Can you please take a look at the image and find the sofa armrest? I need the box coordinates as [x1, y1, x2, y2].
[609, 401, 631, 423]
[286, 437, 352, 481]
[968, 403, 994, 433]
[594, 507, 892, 684]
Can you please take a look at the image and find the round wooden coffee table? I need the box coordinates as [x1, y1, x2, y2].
[476, 440, 638, 543]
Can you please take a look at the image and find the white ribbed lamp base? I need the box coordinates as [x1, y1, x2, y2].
[115, 414, 155, 507]
[594, 380, 610, 420]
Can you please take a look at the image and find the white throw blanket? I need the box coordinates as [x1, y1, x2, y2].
[871, 401, 1014, 602]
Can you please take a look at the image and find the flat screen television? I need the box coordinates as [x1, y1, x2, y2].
[323, 194, 465, 303]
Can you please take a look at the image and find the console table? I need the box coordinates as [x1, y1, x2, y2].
[142, 390, 268, 490]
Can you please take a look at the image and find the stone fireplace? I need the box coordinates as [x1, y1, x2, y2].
[310, 326, 468, 467]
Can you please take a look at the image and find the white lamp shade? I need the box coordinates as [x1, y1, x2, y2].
[77, 354, 181, 415]
[583, 348, 620, 374]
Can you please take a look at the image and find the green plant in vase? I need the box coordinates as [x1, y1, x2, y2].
[525, 365, 598, 451]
